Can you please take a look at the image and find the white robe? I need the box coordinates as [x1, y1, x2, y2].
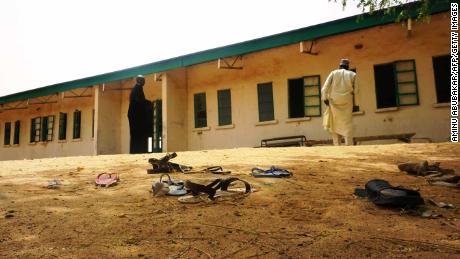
[321, 69, 358, 137]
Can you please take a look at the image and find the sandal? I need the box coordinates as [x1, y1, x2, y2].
[427, 174, 460, 188]
[147, 153, 192, 174]
[47, 179, 62, 189]
[398, 161, 455, 176]
[184, 166, 231, 175]
[250, 166, 293, 178]
[204, 166, 231, 175]
[95, 173, 120, 187]
[152, 173, 187, 196]
[217, 177, 252, 197]
[178, 177, 252, 203]
[354, 179, 424, 208]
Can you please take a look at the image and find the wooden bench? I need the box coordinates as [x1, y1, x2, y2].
[353, 133, 416, 145]
[260, 135, 307, 147]
[305, 133, 416, 146]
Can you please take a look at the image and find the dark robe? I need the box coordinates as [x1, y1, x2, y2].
[128, 84, 153, 154]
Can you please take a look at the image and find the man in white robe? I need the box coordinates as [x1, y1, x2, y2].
[321, 59, 358, 146]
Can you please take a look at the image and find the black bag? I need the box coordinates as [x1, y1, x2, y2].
[355, 179, 424, 208]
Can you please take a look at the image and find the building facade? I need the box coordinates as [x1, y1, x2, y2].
[0, 3, 452, 160]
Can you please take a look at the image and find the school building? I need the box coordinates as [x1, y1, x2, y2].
[0, 2, 452, 160]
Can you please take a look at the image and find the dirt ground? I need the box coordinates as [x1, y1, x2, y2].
[0, 143, 459, 258]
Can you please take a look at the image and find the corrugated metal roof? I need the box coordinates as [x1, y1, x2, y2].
[0, 1, 450, 104]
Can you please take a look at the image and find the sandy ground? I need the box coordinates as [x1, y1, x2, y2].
[0, 143, 459, 258]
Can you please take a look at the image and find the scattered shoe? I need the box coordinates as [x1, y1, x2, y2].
[250, 166, 292, 178]
[398, 161, 458, 188]
[147, 153, 192, 174]
[95, 173, 120, 187]
[184, 166, 231, 175]
[152, 173, 187, 196]
[398, 161, 455, 176]
[178, 177, 252, 204]
[47, 179, 62, 189]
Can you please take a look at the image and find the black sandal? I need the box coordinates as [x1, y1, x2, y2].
[179, 177, 252, 203]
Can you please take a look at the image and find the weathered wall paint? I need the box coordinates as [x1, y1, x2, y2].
[185, 13, 450, 150]
[162, 68, 188, 152]
[96, 82, 122, 155]
[0, 89, 95, 160]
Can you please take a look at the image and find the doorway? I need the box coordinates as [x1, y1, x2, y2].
[152, 99, 163, 152]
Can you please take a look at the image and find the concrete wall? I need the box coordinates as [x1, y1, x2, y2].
[0, 88, 96, 160]
[96, 82, 122, 155]
[185, 12, 450, 150]
[162, 68, 188, 152]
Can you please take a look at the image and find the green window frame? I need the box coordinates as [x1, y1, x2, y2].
[13, 120, 20, 145]
[394, 60, 419, 106]
[40, 115, 55, 142]
[217, 89, 232, 126]
[4, 122, 11, 145]
[374, 59, 419, 108]
[153, 99, 163, 152]
[288, 75, 321, 118]
[47, 116, 55, 141]
[73, 110, 81, 139]
[59, 112, 67, 140]
[303, 75, 321, 117]
[257, 82, 275, 122]
[194, 93, 207, 128]
[30, 117, 41, 143]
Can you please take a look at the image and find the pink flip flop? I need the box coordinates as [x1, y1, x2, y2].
[95, 173, 120, 187]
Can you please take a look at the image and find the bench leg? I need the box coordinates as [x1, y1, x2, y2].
[398, 138, 411, 143]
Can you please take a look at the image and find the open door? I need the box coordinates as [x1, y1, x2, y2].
[152, 99, 163, 152]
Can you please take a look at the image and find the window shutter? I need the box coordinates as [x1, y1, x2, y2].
[13, 120, 20, 145]
[217, 89, 232, 126]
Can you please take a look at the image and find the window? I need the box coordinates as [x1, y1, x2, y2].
[217, 89, 232, 126]
[40, 115, 55, 141]
[13, 120, 20, 145]
[59, 112, 67, 140]
[257, 82, 275, 122]
[4, 122, 11, 145]
[288, 75, 321, 118]
[73, 110, 81, 139]
[374, 60, 419, 109]
[432, 55, 450, 103]
[30, 117, 41, 143]
[194, 93, 207, 128]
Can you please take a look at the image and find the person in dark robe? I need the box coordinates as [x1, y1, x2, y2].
[128, 75, 153, 154]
